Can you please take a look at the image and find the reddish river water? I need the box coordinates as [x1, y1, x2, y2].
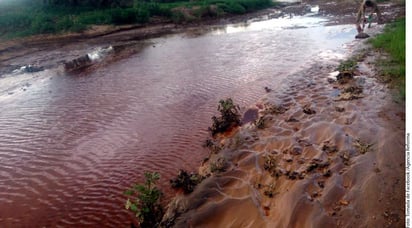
[0, 15, 357, 226]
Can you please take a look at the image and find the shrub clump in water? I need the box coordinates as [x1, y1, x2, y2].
[170, 170, 204, 194]
[125, 172, 164, 228]
[208, 98, 241, 136]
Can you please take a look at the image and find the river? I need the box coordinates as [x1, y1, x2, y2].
[0, 13, 357, 227]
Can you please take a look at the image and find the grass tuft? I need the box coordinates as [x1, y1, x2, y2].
[369, 18, 405, 100]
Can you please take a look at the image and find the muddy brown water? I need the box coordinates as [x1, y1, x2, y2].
[0, 15, 358, 226]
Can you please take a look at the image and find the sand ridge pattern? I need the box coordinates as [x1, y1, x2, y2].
[162, 50, 405, 227]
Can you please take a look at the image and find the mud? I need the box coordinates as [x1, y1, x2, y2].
[162, 44, 405, 227]
[0, 0, 405, 76]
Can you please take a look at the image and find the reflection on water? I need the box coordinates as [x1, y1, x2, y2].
[0, 14, 357, 227]
[213, 15, 328, 34]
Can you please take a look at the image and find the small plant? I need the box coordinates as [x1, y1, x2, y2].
[125, 172, 163, 228]
[336, 59, 357, 73]
[255, 116, 266, 129]
[210, 156, 228, 173]
[203, 138, 222, 154]
[170, 170, 204, 194]
[263, 103, 288, 115]
[322, 141, 338, 154]
[208, 98, 241, 136]
[263, 183, 277, 198]
[263, 154, 282, 177]
[302, 104, 316, 115]
[353, 138, 373, 154]
[254, 182, 277, 198]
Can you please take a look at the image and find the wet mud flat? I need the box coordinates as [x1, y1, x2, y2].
[162, 47, 405, 227]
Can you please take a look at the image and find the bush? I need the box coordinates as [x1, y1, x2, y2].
[239, 0, 272, 11]
[125, 172, 164, 228]
[0, 14, 32, 31]
[170, 170, 204, 194]
[111, 8, 137, 24]
[208, 98, 241, 136]
[77, 11, 112, 25]
[31, 15, 56, 34]
[218, 1, 246, 14]
[336, 59, 357, 72]
[56, 16, 75, 31]
[0, 0, 276, 38]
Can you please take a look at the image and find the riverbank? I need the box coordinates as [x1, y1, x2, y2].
[0, 0, 405, 76]
[160, 25, 405, 227]
[0, 0, 276, 39]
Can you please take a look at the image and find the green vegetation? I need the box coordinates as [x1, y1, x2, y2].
[170, 170, 204, 194]
[353, 138, 373, 154]
[0, 0, 275, 39]
[336, 59, 357, 73]
[125, 172, 164, 228]
[208, 98, 241, 136]
[370, 18, 405, 100]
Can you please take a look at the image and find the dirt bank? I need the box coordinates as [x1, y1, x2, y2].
[161, 38, 405, 227]
[0, 0, 404, 76]
[157, 2, 405, 227]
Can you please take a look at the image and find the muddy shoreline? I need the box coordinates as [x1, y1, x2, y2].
[0, 0, 404, 76]
[161, 38, 405, 227]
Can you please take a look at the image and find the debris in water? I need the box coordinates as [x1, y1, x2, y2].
[355, 32, 370, 39]
[337, 71, 354, 84]
[327, 71, 340, 83]
[335, 106, 345, 112]
[12, 64, 44, 74]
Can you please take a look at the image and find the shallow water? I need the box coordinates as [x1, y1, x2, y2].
[0, 15, 357, 226]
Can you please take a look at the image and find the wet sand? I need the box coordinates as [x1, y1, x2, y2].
[162, 44, 405, 227]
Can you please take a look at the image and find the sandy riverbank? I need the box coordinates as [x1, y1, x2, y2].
[156, 2, 406, 227]
[161, 36, 405, 227]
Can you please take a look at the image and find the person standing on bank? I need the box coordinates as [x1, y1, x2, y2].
[356, 0, 383, 33]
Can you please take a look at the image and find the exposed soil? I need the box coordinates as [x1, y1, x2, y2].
[157, 1, 405, 227]
[0, 0, 405, 76]
[162, 44, 405, 227]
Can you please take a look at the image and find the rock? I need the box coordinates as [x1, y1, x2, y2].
[322, 141, 338, 154]
[327, 71, 339, 83]
[64, 55, 92, 71]
[355, 32, 370, 39]
[285, 117, 299, 122]
[335, 106, 345, 112]
[336, 71, 354, 84]
[339, 200, 349, 206]
[303, 104, 316, 115]
[284, 154, 293, 163]
[13, 64, 44, 74]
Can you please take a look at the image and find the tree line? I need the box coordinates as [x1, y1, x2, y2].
[41, 0, 135, 7]
[40, 0, 176, 7]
